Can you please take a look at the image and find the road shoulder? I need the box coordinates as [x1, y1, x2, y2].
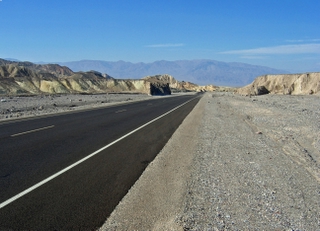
[99, 93, 206, 230]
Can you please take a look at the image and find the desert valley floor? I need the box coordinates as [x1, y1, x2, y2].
[1, 92, 319, 230]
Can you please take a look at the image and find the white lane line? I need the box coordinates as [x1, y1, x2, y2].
[0, 97, 196, 209]
[11, 125, 55, 137]
[115, 109, 127, 113]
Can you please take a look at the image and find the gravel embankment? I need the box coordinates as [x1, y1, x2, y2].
[0, 93, 152, 121]
[101, 92, 320, 230]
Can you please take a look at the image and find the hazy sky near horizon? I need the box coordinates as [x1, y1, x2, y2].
[1, 0, 319, 72]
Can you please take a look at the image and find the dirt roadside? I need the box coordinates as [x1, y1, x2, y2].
[179, 93, 319, 230]
[100, 92, 319, 230]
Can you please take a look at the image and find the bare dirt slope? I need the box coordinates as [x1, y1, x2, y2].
[100, 92, 319, 230]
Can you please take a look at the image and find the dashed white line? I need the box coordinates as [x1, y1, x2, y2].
[115, 109, 127, 113]
[11, 125, 55, 137]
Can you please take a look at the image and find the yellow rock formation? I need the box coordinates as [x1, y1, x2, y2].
[237, 73, 320, 96]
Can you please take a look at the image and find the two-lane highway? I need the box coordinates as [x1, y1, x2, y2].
[0, 93, 202, 230]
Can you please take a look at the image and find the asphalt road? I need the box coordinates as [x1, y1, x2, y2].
[0, 93, 202, 230]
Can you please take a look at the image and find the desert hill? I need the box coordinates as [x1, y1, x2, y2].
[0, 59, 202, 95]
[57, 59, 288, 86]
[237, 72, 320, 95]
[0, 59, 74, 77]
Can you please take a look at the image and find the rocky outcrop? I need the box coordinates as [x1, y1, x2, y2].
[237, 73, 320, 96]
[149, 82, 171, 95]
[143, 74, 206, 92]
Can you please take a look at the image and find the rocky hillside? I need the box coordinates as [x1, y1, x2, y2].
[237, 72, 320, 95]
[0, 59, 200, 95]
[0, 59, 74, 77]
[143, 74, 220, 92]
[0, 63, 113, 95]
[143, 74, 201, 92]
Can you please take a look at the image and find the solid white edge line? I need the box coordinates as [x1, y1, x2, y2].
[11, 125, 55, 137]
[0, 97, 197, 209]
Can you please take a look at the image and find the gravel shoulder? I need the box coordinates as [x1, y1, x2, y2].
[100, 92, 320, 230]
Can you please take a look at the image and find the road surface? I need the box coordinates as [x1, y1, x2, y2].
[0, 93, 202, 230]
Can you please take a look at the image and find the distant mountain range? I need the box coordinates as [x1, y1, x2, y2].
[56, 59, 289, 86]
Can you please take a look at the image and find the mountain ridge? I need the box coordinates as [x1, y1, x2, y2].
[57, 59, 289, 86]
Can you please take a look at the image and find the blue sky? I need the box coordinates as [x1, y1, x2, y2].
[1, 0, 319, 72]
